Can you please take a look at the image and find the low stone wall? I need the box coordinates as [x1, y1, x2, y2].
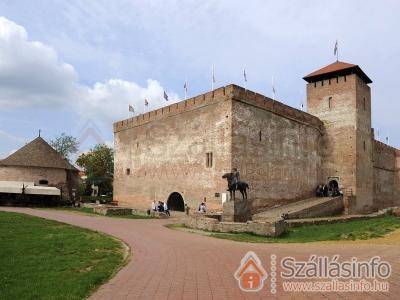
[287, 196, 343, 219]
[185, 215, 286, 237]
[93, 206, 133, 216]
[287, 209, 391, 228]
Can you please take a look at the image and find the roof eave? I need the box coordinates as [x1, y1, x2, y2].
[303, 66, 372, 84]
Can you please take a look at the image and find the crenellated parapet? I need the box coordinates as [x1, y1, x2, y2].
[229, 84, 324, 131]
[113, 84, 324, 133]
[113, 86, 229, 133]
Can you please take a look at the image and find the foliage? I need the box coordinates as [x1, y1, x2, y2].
[0, 211, 125, 300]
[167, 216, 400, 243]
[49, 133, 79, 161]
[76, 144, 114, 196]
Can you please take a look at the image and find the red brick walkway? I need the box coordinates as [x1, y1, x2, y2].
[1, 207, 399, 300]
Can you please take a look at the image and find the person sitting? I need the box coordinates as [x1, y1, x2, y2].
[157, 201, 164, 212]
[163, 201, 170, 216]
[323, 185, 328, 197]
[198, 202, 207, 213]
[316, 185, 323, 197]
[151, 200, 157, 212]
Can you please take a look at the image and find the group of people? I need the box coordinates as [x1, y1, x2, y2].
[151, 200, 170, 216]
[315, 182, 342, 198]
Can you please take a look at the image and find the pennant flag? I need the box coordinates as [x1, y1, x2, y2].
[243, 68, 247, 82]
[163, 91, 169, 101]
[272, 76, 276, 99]
[212, 65, 216, 83]
[144, 98, 149, 107]
[334, 39, 338, 61]
[129, 104, 134, 113]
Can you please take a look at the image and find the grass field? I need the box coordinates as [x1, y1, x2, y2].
[0, 211, 127, 300]
[167, 215, 400, 243]
[44, 207, 155, 219]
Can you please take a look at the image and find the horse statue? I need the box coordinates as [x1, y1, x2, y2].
[222, 172, 249, 200]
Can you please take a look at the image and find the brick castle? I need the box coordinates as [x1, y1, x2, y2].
[113, 61, 400, 213]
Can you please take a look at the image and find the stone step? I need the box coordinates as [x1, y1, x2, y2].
[252, 196, 343, 221]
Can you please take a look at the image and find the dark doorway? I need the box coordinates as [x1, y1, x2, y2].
[328, 180, 339, 190]
[167, 192, 185, 212]
[328, 180, 339, 196]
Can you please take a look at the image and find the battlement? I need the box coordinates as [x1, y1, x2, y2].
[114, 84, 324, 133]
[229, 84, 323, 130]
[374, 139, 398, 154]
[113, 86, 230, 133]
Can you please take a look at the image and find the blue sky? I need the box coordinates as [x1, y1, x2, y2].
[0, 0, 399, 160]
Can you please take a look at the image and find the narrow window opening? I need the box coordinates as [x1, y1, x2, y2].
[344, 75, 347, 82]
[363, 97, 366, 111]
[328, 97, 333, 109]
[328, 78, 331, 85]
[314, 82, 317, 88]
[39, 179, 48, 185]
[259, 130, 262, 141]
[321, 80, 324, 86]
[126, 168, 131, 175]
[363, 141, 366, 151]
[206, 152, 213, 168]
[336, 77, 339, 83]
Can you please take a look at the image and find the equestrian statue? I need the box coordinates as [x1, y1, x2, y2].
[222, 168, 249, 200]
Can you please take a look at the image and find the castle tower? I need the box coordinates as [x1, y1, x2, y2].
[304, 61, 374, 212]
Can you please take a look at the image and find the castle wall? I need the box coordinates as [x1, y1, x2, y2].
[355, 76, 374, 210]
[113, 87, 232, 211]
[230, 86, 324, 212]
[373, 140, 399, 208]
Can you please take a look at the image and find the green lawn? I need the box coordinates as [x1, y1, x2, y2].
[167, 215, 400, 243]
[0, 211, 127, 300]
[44, 207, 155, 219]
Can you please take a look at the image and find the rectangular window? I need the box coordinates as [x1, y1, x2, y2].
[363, 97, 366, 111]
[206, 152, 213, 168]
[126, 168, 131, 175]
[328, 97, 333, 109]
[336, 77, 339, 83]
[363, 141, 366, 151]
[314, 82, 317, 88]
[328, 78, 331, 85]
[344, 75, 347, 82]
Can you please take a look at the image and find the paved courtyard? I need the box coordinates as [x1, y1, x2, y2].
[1, 207, 399, 300]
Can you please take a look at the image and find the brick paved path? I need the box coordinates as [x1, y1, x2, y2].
[1, 207, 399, 300]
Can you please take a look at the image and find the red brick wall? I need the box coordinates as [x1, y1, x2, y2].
[230, 97, 323, 211]
[307, 74, 374, 212]
[373, 141, 399, 208]
[113, 88, 232, 211]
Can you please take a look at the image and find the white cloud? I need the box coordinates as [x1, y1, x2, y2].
[0, 16, 179, 125]
[79, 78, 179, 124]
[0, 17, 78, 108]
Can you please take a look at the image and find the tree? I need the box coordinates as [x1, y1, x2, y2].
[50, 133, 79, 161]
[76, 144, 114, 196]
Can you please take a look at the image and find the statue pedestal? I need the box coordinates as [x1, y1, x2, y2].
[222, 198, 252, 222]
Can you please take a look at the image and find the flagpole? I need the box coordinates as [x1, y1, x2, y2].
[212, 64, 215, 91]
